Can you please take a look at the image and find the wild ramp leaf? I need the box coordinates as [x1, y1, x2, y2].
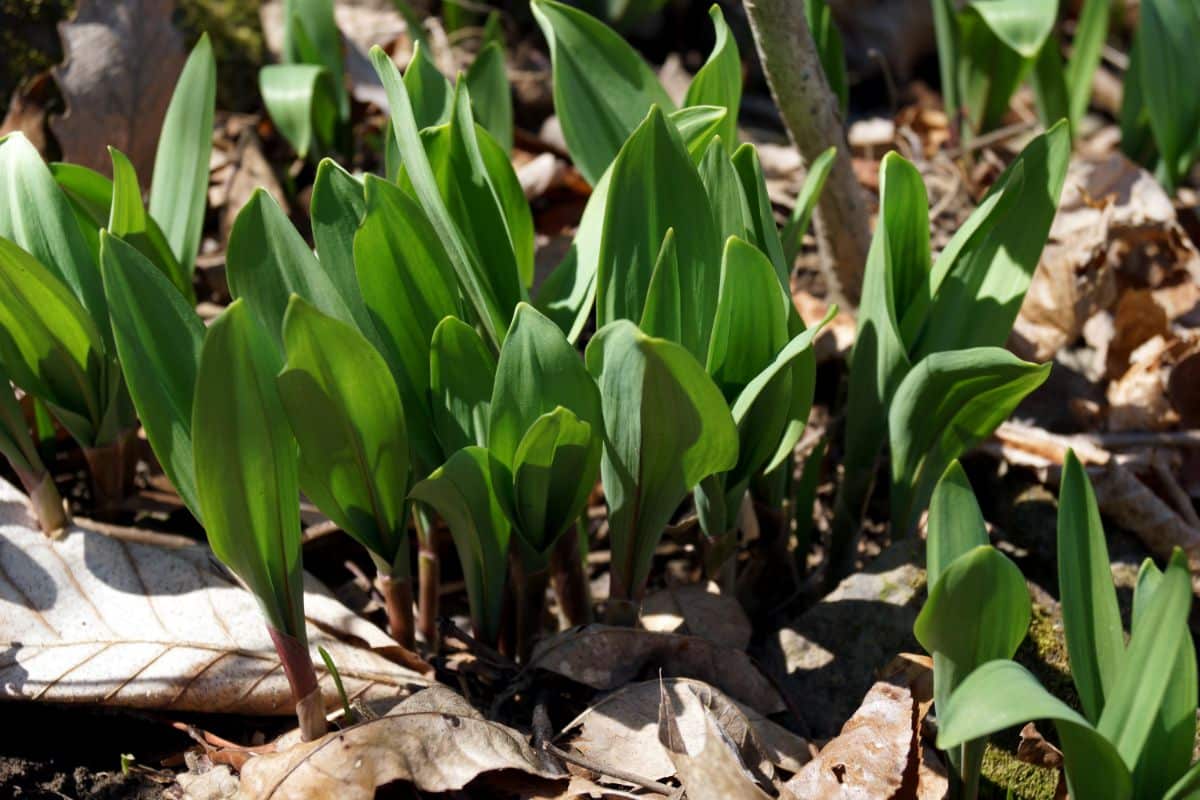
[107, 147, 189, 297]
[429, 316, 496, 456]
[259, 64, 340, 160]
[924, 461, 988, 589]
[310, 160, 377, 341]
[282, 0, 349, 119]
[465, 41, 514, 153]
[684, 5, 741, 148]
[782, 146, 836, 267]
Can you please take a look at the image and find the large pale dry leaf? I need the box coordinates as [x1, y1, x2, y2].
[785, 655, 936, 800]
[52, 0, 188, 179]
[640, 583, 751, 650]
[238, 685, 563, 799]
[0, 479, 432, 714]
[559, 678, 809, 782]
[530, 625, 784, 715]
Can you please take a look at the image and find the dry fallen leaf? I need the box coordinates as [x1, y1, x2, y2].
[530, 625, 785, 715]
[238, 685, 564, 799]
[559, 678, 809, 782]
[640, 583, 751, 650]
[52, 0, 188, 179]
[0, 479, 432, 714]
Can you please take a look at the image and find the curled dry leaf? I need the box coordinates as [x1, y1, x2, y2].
[529, 625, 785, 715]
[1107, 334, 1200, 431]
[238, 685, 564, 800]
[785, 654, 943, 800]
[559, 678, 809, 783]
[640, 582, 751, 650]
[0, 479, 432, 714]
[52, 0, 188, 178]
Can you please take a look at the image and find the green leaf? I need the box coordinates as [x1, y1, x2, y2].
[1057, 449, 1126, 725]
[282, 0, 348, 119]
[596, 107, 721, 359]
[410, 446, 510, 643]
[966, 0, 1058, 59]
[310, 160, 377, 341]
[372, 46, 514, 348]
[730, 143, 790, 286]
[782, 146, 835, 267]
[429, 315, 496, 455]
[684, 5, 741, 147]
[0, 133, 109, 348]
[1064, 0, 1109, 132]
[803, 0, 848, 114]
[531, 0, 674, 185]
[1164, 760, 1200, 800]
[99, 231, 204, 517]
[1135, 0, 1200, 190]
[939, 660, 1132, 800]
[1097, 548, 1192, 771]
[1118, 40, 1157, 170]
[193, 300, 305, 639]
[226, 189, 356, 347]
[1031, 37, 1070, 131]
[490, 303, 602, 471]
[888, 347, 1050, 535]
[404, 42, 453, 131]
[354, 175, 462, 476]
[669, 105, 728, 163]
[149, 33, 216, 277]
[0, 361, 43, 478]
[0, 236, 107, 447]
[698, 139, 752, 247]
[277, 296, 410, 573]
[639, 230, 685, 345]
[1130, 558, 1198, 799]
[925, 460, 989, 589]
[956, 5, 1038, 134]
[259, 64, 340, 159]
[107, 147, 189, 297]
[465, 42, 514, 153]
[585, 320, 737, 598]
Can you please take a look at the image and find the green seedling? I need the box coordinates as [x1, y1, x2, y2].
[937, 451, 1198, 800]
[804, 0, 848, 115]
[317, 646, 355, 725]
[0, 363, 68, 533]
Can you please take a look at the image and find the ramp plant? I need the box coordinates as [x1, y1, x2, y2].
[937, 451, 1199, 800]
[0, 364, 68, 533]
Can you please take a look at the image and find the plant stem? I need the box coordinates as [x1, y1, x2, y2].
[742, 0, 870, 307]
[413, 507, 440, 650]
[511, 556, 549, 663]
[703, 531, 738, 594]
[15, 467, 68, 536]
[375, 571, 416, 649]
[550, 524, 592, 626]
[82, 428, 138, 518]
[267, 626, 327, 741]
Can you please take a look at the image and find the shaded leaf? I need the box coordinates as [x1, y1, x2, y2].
[259, 64, 340, 159]
[309, 160, 376, 341]
[465, 42, 514, 153]
[429, 316, 496, 455]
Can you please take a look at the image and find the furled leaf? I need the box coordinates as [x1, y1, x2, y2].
[640, 230, 687, 346]
[967, 0, 1057, 58]
[1135, 0, 1200, 190]
[429, 316, 496, 455]
[149, 33, 215, 277]
[464, 42, 514, 152]
[98, 231, 204, 517]
[354, 175, 462, 475]
[410, 447, 510, 643]
[671, 105, 729, 162]
[803, 0, 848, 113]
[730, 144, 790, 285]
[489, 303, 602, 470]
[192, 300, 304, 639]
[684, 5, 741, 147]
[1064, 0, 1109, 132]
[888, 348, 1051, 535]
[226, 189, 356, 346]
[1057, 449, 1125, 725]
[531, 0, 675, 185]
[939, 660, 1132, 800]
[597, 107, 721, 359]
[107, 147, 189, 296]
[698, 140, 753, 246]
[310, 160, 377, 341]
[404, 42, 453, 131]
[282, 0, 348, 119]
[781, 146, 835, 266]
[277, 296, 411, 574]
[925, 460, 988, 589]
[586, 321, 737, 597]
[259, 65, 340, 159]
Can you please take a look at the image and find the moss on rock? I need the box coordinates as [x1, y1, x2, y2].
[980, 743, 1060, 800]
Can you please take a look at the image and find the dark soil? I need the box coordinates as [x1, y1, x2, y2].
[0, 757, 161, 800]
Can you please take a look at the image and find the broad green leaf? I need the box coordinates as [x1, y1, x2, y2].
[1118, 41, 1157, 170]
[1058, 449, 1126, 725]
[1031, 37, 1070, 131]
[956, 6, 1037, 135]
[107, 147, 189, 297]
[1097, 548, 1192, 771]
[465, 42, 514, 153]
[698, 139, 752, 246]
[149, 33, 216, 277]
[966, 0, 1058, 58]
[410, 446, 510, 643]
[404, 42, 453, 130]
[0, 236, 107, 447]
[1064, 0, 1109, 131]
[310, 160, 377, 341]
[782, 146, 835, 267]
[531, 0, 675, 185]
[0, 133, 109, 347]
[193, 300, 305, 639]
[490, 303, 601, 470]
[1164, 759, 1200, 800]
[907, 121, 1070, 358]
[684, 5, 741, 147]
[482, 10, 504, 49]
[803, 0, 848, 114]
[429, 315, 496, 455]
[282, 0, 348, 119]
[259, 64, 340, 159]
[1131, 558, 1198, 799]
[99, 231, 204, 517]
[596, 107, 721, 358]
[372, 46, 513, 348]
[505, 406, 601, 562]
[277, 296, 410, 574]
[939, 660, 1132, 800]
[889, 347, 1050, 535]
[585, 320, 737, 597]
[731, 143, 790, 285]
[226, 189, 356, 346]
[925, 460, 988, 588]
[354, 175, 462, 475]
[639, 230, 684, 345]
[669, 105, 728, 162]
[1136, 0, 1200, 190]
